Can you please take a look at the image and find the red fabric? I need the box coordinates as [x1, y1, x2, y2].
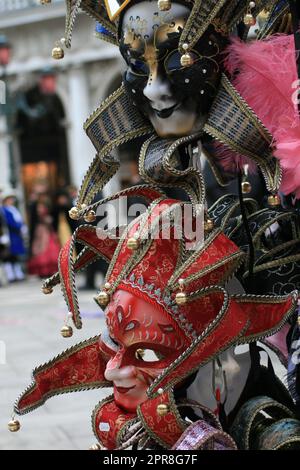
[75, 225, 118, 262]
[74, 248, 97, 272]
[150, 298, 249, 394]
[93, 399, 136, 449]
[138, 391, 186, 448]
[180, 289, 227, 334]
[16, 337, 109, 414]
[234, 295, 295, 340]
[173, 232, 243, 293]
[129, 232, 181, 291]
[149, 293, 297, 394]
[58, 238, 78, 325]
[107, 218, 141, 286]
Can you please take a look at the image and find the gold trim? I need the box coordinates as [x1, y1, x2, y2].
[103, 0, 131, 21]
[204, 74, 282, 193]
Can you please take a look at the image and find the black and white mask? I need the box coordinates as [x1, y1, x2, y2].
[119, 1, 227, 137]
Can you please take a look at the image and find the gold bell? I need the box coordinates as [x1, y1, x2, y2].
[157, 0, 171, 11]
[241, 180, 252, 194]
[42, 286, 53, 295]
[175, 291, 187, 305]
[204, 217, 214, 232]
[127, 232, 140, 250]
[8, 419, 21, 432]
[244, 13, 256, 26]
[84, 210, 97, 223]
[97, 290, 110, 307]
[267, 194, 281, 207]
[180, 43, 193, 67]
[127, 237, 139, 250]
[60, 325, 73, 338]
[40, 0, 51, 3]
[52, 46, 64, 60]
[176, 278, 187, 305]
[69, 206, 80, 220]
[157, 403, 170, 416]
[180, 53, 193, 67]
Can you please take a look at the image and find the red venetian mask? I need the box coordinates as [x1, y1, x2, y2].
[100, 289, 188, 412]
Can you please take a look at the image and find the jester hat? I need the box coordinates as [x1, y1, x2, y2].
[14, 186, 297, 448]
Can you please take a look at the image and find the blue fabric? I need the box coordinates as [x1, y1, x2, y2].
[95, 22, 114, 38]
[2, 206, 26, 256]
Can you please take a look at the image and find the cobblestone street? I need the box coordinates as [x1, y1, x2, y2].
[0, 277, 111, 450]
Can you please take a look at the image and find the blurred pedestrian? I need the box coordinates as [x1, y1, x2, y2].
[0, 192, 10, 286]
[2, 190, 26, 282]
[67, 185, 78, 207]
[27, 199, 60, 278]
[52, 189, 78, 247]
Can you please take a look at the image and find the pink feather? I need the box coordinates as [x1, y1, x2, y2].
[224, 34, 300, 198]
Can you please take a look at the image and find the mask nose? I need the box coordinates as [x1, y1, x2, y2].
[143, 70, 175, 110]
[104, 350, 137, 382]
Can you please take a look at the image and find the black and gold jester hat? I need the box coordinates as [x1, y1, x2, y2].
[49, 0, 284, 54]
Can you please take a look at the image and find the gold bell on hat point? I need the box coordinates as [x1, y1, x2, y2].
[157, 403, 170, 416]
[157, 0, 171, 11]
[42, 286, 53, 295]
[60, 325, 73, 338]
[8, 419, 21, 432]
[84, 210, 96, 223]
[268, 194, 281, 207]
[52, 45, 64, 60]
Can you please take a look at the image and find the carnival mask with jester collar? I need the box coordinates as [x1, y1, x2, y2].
[119, 1, 227, 137]
[14, 194, 297, 449]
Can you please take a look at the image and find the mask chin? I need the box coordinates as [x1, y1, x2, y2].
[149, 108, 199, 138]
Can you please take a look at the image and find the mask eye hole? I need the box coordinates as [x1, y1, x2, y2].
[134, 348, 164, 362]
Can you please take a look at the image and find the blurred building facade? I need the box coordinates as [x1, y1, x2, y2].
[0, 0, 123, 203]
